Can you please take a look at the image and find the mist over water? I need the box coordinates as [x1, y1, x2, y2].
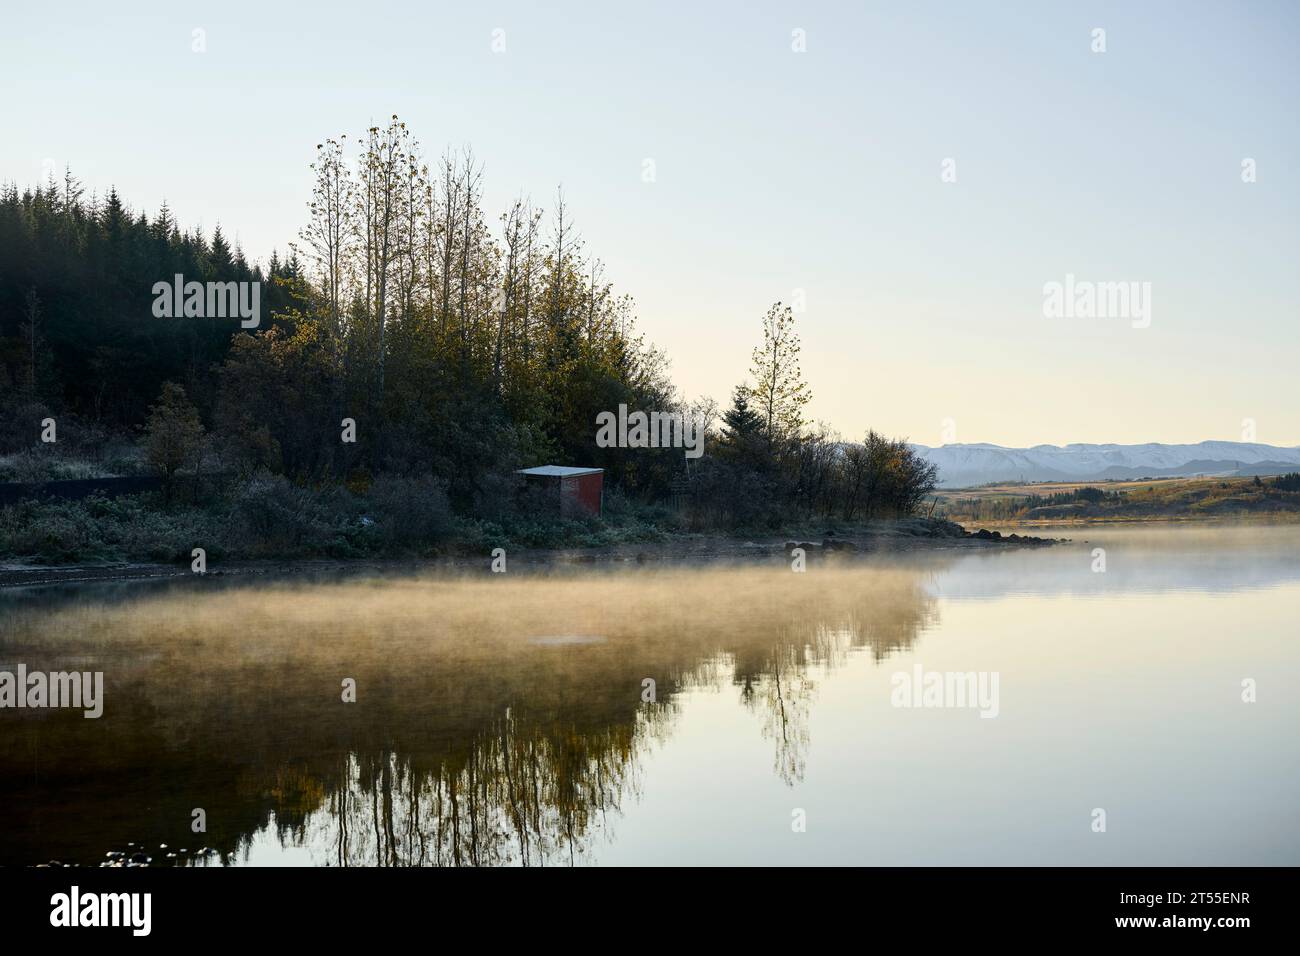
[2, 524, 1297, 866]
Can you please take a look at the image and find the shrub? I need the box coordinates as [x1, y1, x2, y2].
[0, 499, 104, 562]
[364, 475, 453, 551]
[0, 494, 227, 564]
[0, 401, 54, 454]
[230, 474, 353, 557]
[0, 450, 105, 483]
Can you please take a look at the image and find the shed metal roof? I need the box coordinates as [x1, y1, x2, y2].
[517, 465, 604, 478]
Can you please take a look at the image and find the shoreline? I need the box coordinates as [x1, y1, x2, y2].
[943, 511, 1300, 526]
[0, 519, 1065, 590]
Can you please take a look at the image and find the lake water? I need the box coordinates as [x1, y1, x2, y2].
[2, 524, 1297, 866]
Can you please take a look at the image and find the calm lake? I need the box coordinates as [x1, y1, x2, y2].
[2, 523, 1297, 866]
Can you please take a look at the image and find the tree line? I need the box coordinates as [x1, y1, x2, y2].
[0, 170, 306, 432]
[2, 116, 937, 532]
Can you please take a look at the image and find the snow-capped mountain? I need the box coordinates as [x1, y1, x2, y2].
[912, 441, 1300, 488]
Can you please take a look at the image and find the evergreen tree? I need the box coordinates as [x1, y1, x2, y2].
[100, 187, 127, 241]
[719, 385, 767, 467]
[209, 224, 233, 273]
[151, 201, 175, 242]
[0, 172, 309, 437]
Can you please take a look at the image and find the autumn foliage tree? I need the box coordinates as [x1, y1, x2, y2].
[143, 382, 205, 500]
[748, 302, 812, 448]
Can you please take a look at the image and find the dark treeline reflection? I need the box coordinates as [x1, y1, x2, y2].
[0, 563, 939, 866]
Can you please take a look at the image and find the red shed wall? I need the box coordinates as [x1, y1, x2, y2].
[559, 473, 603, 517]
[576, 471, 603, 516]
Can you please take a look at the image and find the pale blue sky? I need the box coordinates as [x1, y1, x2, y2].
[3, 1, 1297, 446]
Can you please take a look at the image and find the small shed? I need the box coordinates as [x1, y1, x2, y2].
[517, 465, 604, 518]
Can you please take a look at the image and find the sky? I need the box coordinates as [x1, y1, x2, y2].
[2, 0, 1297, 447]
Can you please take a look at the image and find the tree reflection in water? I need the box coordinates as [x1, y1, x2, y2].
[0, 562, 940, 866]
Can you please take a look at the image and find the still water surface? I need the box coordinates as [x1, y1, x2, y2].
[2, 524, 1297, 865]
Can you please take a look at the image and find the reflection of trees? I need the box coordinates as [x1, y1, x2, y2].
[220, 700, 678, 867]
[732, 574, 940, 785]
[0, 562, 941, 865]
[741, 646, 813, 786]
[316, 716, 647, 867]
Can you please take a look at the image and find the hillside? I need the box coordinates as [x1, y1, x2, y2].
[913, 441, 1300, 488]
[937, 474, 1300, 524]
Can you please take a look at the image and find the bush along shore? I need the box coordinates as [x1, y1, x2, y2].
[0, 487, 1065, 591]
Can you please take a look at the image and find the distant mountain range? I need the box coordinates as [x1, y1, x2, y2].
[911, 441, 1300, 488]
